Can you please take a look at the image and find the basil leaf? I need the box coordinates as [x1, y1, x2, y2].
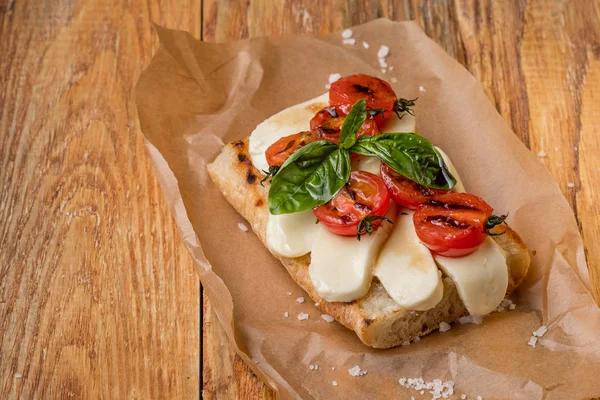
[268, 141, 351, 215]
[350, 133, 456, 189]
[339, 99, 366, 149]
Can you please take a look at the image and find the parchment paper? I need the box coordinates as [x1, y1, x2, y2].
[135, 19, 600, 399]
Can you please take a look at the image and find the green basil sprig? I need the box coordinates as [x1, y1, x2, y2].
[339, 99, 366, 149]
[350, 133, 456, 190]
[268, 141, 351, 215]
[267, 98, 456, 215]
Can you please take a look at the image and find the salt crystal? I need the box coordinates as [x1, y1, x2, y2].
[321, 314, 335, 323]
[286, 292, 291, 296]
[298, 312, 309, 320]
[528, 336, 538, 347]
[533, 325, 548, 337]
[419, 85, 426, 92]
[377, 45, 390, 58]
[555, 147, 559, 151]
[331, 380, 338, 386]
[362, 41, 369, 49]
[413, 336, 421, 343]
[574, 145, 578, 151]
[461, 395, 467, 399]
[325, 83, 331, 89]
[477, 396, 483, 400]
[439, 322, 451, 332]
[296, 297, 305, 304]
[343, 38, 356, 45]
[348, 365, 367, 376]
[567, 182, 575, 188]
[309, 364, 315, 370]
[509, 303, 516, 310]
[283, 312, 288, 317]
[401, 341, 411, 346]
[537, 150, 547, 157]
[381, 69, 387, 74]
[237, 222, 249, 232]
[341, 28, 353, 39]
[388, 66, 394, 71]
[391, 77, 398, 83]
[15, 373, 22, 379]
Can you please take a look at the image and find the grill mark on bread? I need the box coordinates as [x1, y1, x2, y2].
[246, 172, 257, 184]
[255, 199, 264, 207]
[237, 153, 247, 162]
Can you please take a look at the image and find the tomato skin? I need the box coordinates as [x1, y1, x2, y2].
[380, 164, 450, 209]
[413, 193, 494, 257]
[329, 74, 397, 127]
[314, 171, 390, 236]
[310, 106, 380, 145]
[265, 131, 316, 167]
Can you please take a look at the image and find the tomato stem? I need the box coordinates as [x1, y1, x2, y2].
[260, 165, 280, 186]
[394, 97, 417, 119]
[485, 213, 508, 236]
[356, 215, 393, 241]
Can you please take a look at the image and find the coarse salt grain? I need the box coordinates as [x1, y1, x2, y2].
[331, 380, 338, 386]
[419, 85, 426, 92]
[283, 312, 288, 317]
[298, 312, 309, 320]
[321, 314, 335, 323]
[399, 377, 455, 399]
[477, 396, 483, 400]
[237, 222, 249, 232]
[341, 28, 353, 39]
[379, 58, 388, 68]
[309, 364, 315, 370]
[381, 69, 387, 74]
[439, 322, 451, 332]
[391, 77, 398, 83]
[537, 150, 547, 157]
[555, 147, 559, 151]
[325, 83, 331, 89]
[413, 336, 421, 343]
[528, 336, 538, 347]
[362, 41, 369, 49]
[296, 297, 305, 304]
[567, 182, 575, 188]
[377, 45, 390, 58]
[461, 395, 467, 399]
[388, 66, 394, 71]
[343, 38, 356, 45]
[533, 325, 548, 337]
[15, 373, 22, 379]
[401, 340, 411, 346]
[509, 303, 516, 310]
[348, 365, 367, 377]
[286, 292, 291, 296]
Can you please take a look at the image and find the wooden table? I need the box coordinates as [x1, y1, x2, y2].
[1, 1, 599, 399]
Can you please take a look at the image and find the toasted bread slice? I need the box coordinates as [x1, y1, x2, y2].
[208, 139, 530, 349]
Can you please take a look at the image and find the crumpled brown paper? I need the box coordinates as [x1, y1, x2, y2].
[136, 19, 600, 399]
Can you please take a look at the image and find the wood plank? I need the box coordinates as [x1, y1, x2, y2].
[0, 1, 201, 399]
[201, 0, 600, 398]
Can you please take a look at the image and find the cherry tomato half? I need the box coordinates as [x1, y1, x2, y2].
[413, 193, 494, 257]
[329, 74, 397, 127]
[310, 106, 380, 145]
[314, 171, 390, 236]
[380, 164, 450, 209]
[265, 131, 316, 167]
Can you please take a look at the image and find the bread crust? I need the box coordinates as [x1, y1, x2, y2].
[208, 139, 531, 348]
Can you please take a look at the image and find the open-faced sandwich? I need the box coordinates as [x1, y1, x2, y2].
[208, 74, 530, 349]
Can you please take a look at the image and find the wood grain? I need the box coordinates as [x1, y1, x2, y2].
[0, 1, 201, 399]
[201, 0, 600, 398]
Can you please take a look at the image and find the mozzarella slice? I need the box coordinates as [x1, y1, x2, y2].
[434, 238, 508, 316]
[435, 147, 465, 193]
[309, 203, 397, 302]
[266, 210, 319, 258]
[374, 210, 443, 311]
[248, 93, 329, 172]
[351, 156, 381, 175]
